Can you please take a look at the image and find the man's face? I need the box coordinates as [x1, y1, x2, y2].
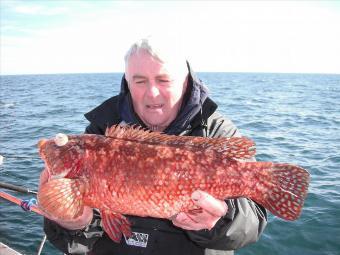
[125, 50, 188, 131]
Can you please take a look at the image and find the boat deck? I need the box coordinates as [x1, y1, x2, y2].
[0, 242, 22, 255]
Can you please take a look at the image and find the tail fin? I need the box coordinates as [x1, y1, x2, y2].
[251, 163, 310, 221]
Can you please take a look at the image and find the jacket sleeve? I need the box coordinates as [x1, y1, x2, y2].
[186, 112, 268, 250]
[43, 210, 104, 254]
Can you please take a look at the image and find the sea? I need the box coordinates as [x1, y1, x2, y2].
[0, 72, 339, 255]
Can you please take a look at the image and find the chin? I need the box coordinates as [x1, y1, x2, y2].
[143, 115, 164, 124]
[144, 118, 167, 129]
[146, 120, 164, 127]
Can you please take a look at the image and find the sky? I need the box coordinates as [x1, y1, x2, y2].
[1, 0, 340, 75]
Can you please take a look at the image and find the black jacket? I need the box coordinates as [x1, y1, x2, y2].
[44, 68, 267, 255]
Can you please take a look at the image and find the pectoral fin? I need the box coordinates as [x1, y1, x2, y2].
[101, 211, 132, 243]
[38, 178, 85, 220]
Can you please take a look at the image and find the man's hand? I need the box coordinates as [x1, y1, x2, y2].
[172, 190, 228, 231]
[39, 169, 93, 230]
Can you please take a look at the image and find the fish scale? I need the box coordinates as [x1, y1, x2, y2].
[37, 125, 310, 243]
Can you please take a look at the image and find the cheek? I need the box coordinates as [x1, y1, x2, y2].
[166, 88, 185, 106]
[130, 87, 145, 104]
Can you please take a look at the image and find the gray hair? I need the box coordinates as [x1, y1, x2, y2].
[124, 36, 187, 77]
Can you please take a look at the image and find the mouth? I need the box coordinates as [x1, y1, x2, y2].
[45, 167, 51, 182]
[146, 104, 164, 110]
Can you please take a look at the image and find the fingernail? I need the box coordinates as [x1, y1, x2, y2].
[177, 213, 186, 221]
[191, 190, 202, 201]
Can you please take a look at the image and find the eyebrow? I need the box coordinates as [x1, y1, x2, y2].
[132, 74, 171, 80]
[155, 74, 171, 79]
[132, 75, 147, 80]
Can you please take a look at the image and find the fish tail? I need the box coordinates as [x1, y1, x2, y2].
[250, 163, 310, 221]
[38, 178, 85, 220]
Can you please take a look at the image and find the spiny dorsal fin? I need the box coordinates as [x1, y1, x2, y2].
[105, 125, 256, 159]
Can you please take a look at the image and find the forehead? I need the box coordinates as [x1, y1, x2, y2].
[126, 50, 185, 79]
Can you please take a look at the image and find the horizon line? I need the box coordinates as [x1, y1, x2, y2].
[1, 70, 340, 76]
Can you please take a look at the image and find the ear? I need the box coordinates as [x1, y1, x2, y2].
[182, 74, 189, 93]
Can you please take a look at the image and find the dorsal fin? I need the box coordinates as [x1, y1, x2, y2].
[105, 125, 256, 159]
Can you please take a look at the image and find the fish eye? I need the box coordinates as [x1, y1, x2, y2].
[54, 133, 69, 146]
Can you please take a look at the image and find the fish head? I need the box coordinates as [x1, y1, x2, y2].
[38, 134, 85, 180]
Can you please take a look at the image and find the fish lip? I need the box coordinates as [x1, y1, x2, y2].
[38, 139, 47, 150]
[46, 165, 68, 180]
[45, 167, 51, 181]
[49, 172, 68, 180]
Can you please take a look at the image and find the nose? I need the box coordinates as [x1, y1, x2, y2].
[146, 84, 160, 98]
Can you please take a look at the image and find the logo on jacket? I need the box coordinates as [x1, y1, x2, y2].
[124, 231, 149, 248]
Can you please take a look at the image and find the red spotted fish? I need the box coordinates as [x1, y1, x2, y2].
[37, 125, 310, 242]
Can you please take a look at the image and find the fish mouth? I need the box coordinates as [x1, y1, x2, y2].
[49, 172, 67, 180]
[45, 165, 69, 180]
[45, 167, 51, 182]
[38, 139, 51, 179]
[37, 139, 48, 160]
[43, 158, 68, 181]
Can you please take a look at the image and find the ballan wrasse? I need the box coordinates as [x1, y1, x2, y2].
[37, 125, 310, 242]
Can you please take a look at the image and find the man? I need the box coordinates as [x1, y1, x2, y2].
[42, 37, 267, 254]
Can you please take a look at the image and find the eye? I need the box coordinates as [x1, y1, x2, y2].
[157, 78, 173, 85]
[159, 79, 170, 83]
[134, 80, 147, 86]
[136, 80, 145, 84]
[54, 133, 68, 146]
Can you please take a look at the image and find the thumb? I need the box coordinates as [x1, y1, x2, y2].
[191, 190, 228, 217]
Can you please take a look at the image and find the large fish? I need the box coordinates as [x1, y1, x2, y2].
[37, 125, 310, 242]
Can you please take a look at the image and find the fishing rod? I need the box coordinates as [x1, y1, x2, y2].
[0, 190, 43, 215]
[0, 190, 47, 255]
[0, 155, 48, 255]
[0, 181, 37, 195]
[0, 184, 47, 255]
[0, 155, 38, 208]
[0, 153, 40, 161]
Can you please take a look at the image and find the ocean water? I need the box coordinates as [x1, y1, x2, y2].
[0, 72, 339, 255]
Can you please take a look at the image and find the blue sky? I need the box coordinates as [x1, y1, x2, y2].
[1, 0, 340, 75]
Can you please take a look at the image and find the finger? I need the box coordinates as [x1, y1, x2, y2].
[191, 190, 228, 217]
[47, 206, 93, 230]
[172, 212, 206, 231]
[186, 210, 220, 230]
